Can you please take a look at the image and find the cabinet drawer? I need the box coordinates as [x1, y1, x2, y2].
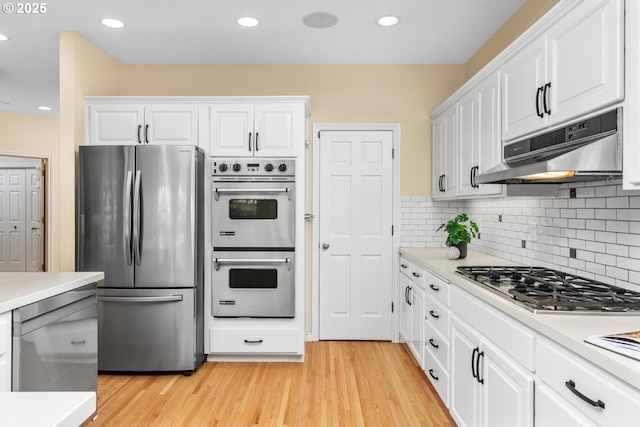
[424, 348, 450, 407]
[399, 257, 425, 290]
[210, 328, 299, 354]
[424, 270, 449, 306]
[537, 337, 640, 427]
[425, 296, 449, 339]
[451, 286, 535, 371]
[424, 320, 449, 370]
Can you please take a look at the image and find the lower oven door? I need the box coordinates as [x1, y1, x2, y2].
[212, 251, 295, 318]
[211, 181, 295, 249]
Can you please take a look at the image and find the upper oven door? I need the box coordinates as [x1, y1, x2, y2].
[212, 181, 295, 249]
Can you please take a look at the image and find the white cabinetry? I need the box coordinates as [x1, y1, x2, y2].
[432, 105, 458, 200]
[502, 0, 624, 142]
[208, 103, 305, 157]
[423, 270, 451, 406]
[399, 256, 425, 366]
[449, 287, 534, 427]
[0, 311, 11, 391]
[87, 103, 199, 145]
[457, 72, 505, 198]
[536, 337, 640, 427]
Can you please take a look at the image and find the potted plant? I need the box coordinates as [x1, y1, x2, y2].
[436, 213, 479, 259]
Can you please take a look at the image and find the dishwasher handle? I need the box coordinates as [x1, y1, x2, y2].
[97, 295, 183, 303]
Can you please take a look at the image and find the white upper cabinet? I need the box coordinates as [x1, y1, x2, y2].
[457, 72, 505, 198]
[502, 0, 624, 142]
[209, 103, 305, 157]
[432, 105, 458, 200]
[87, 103, 198, 146]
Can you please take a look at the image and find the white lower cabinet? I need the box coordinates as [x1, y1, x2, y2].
[536, 337, 640, 427]
[0, 311, 11, 391]
[449, 285, 535, 427]
[399, 256, 425, 366]
[536, 383, 598, 427]
[209, 327, 299, 354]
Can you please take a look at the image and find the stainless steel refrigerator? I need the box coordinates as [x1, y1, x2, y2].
[77, 145, 205, 374]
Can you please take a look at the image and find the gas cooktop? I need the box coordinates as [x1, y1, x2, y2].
[456, 266, 640, 314]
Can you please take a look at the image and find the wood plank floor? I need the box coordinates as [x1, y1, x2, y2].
[89, 341, 456, 427]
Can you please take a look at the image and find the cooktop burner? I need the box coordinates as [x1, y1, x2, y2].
[456, 266, 640, 313]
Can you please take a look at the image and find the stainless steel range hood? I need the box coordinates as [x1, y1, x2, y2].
[476, 108, 622, 184]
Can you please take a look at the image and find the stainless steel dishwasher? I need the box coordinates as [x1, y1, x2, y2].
[12, 283, 98, 392]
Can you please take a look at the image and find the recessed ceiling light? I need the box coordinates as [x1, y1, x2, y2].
[101, 18, 125, 29]
[237, 17, 259, 27]
[377, 16, 400, 27]
[302, 12, 339, 29]
[37, 106, 51, 111]
[0, 34, 9, 41]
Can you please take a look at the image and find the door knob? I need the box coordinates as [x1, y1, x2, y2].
[322, 242, 330, 250]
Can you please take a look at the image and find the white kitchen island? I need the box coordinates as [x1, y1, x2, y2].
[0, 272, 103, 427]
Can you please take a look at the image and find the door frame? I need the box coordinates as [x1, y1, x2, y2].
[310, 123, 401, 342]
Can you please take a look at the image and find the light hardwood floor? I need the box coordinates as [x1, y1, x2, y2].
[90, 341, 456, 427]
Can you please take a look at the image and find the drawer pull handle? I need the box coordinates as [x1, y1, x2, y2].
[428, 369, 439, 381]
[400, 264, 408, 269]
[429, 338, 439, 349]
[429, 310, 439, 319]
[429, 284, 440, 292]
[412, 272, 421, 278]
[244, 339, 264, 344]
[70, 340, 86, 345]
[565, 380, 605, 409]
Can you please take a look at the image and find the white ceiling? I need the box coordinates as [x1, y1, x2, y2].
[0, 0, 526, 117]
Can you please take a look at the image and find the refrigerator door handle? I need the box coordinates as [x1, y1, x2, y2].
[133, 170, 142, 265]
[124, 171, 133, 265]
[97, 295, 184, 303]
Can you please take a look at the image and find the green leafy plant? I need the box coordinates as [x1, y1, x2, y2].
[436, 213, 479, 247]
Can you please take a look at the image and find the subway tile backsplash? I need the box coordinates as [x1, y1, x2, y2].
[400, 180, 640, 293]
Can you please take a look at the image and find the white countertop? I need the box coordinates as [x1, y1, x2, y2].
[0, 272, 104, 313]
[400, 247, 640, 391]
[0, 392, 96, 427]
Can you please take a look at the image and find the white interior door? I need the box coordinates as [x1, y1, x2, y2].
[25, 168, 43, 271]
[0, 169, 26, 271]
[318, 130, 393, 340]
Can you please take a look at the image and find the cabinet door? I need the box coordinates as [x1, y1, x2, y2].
[450, 317, 482, 427]
[501, 35, 548, 141]
[0, 311, 11, 391]
[399, 273, 411, 343]
[88, 104, 144, 145]
[547, 0, 624, 127]
[209, 104, 254, 156]
[253, 104, 302, 157]
[145, 104, 198, 145]
[409, 286, 424, 367]
[481, 342, 534, 427]
[457, 91, 477, 197]
[432, 105, 457, 199]
[535, 383, 598, 427]
[475, 72, 505, 197]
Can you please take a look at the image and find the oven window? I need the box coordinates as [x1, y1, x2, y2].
[229, 269, 278, 289]
[229, 199, 278, 220]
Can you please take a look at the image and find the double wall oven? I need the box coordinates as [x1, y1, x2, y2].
[211, 158, 295, 318]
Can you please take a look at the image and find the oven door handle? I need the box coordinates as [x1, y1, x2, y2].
[213, 258, 292, 271]
[213, 188, 292, 201]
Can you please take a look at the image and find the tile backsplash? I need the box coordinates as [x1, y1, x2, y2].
[401, 180, 640, 293]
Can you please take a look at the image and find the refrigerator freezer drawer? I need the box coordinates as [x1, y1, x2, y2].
[97, 288, 197, 373]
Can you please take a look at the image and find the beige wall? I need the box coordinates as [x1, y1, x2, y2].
[122, 64, 465, 196]
[465, 0, 560, 80]
[58, 32, 123, 271]
[0, 112, 59, 270]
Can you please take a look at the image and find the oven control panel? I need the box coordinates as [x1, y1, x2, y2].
[212, 158, 295, 177]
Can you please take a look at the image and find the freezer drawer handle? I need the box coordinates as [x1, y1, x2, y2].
[214, 258, 292, 271]
[214, 188, 292, 201]
[97, 295, 184, 303]
[565, 380, 605, 409]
